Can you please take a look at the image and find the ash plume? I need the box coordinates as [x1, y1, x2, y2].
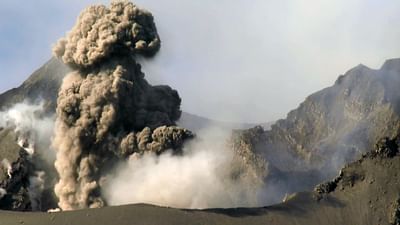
[52, 1, 191, 210]
[53, 0, 160, 69]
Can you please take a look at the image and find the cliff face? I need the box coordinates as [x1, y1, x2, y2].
[233, 58, 400, 203]
[265, 59, 400, 170]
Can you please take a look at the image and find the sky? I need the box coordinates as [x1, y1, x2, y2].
[0, 0, 400, 123]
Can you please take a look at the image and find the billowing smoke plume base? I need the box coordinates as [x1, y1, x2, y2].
[105, 127, 267, 209]
[52, 1, 192, 210]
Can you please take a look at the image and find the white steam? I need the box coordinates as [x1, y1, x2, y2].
[0, 188, 6, 199]
[47, 208, 61, 213]
[105, 127, 266, 209]
[0, 101, 54, 210]
[0, 102, 55, 159]
[17, 139, 35, 156]
[1, 159, 12, 179]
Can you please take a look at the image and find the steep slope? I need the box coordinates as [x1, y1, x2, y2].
[266, 59, 400, 171]
[231, 58, 400, 203]
[0, 135, 398, 225]
[0, 58, 68, 113]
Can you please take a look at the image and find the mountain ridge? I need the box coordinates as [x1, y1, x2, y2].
[231, 57, 400, 204]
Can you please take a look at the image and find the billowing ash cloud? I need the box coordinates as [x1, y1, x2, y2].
[52, 1, 191, 210]
[53, 0, 160, 69]
[105, 127, 267, 209]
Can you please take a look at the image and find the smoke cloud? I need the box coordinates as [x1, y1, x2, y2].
[0, 101, 55, 159]
[53, 0, 160, 69]
[105, 127, 266, 209]
[52, 1, 191, 211]
[1, 159, 12, 179]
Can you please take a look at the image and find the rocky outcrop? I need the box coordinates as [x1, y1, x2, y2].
[0, 148, 32, 211]
[228, 126, 268, 190]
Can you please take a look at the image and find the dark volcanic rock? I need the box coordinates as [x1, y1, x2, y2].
[0, 149, 32, 211]
[375, 137, 399, 158]
[0, 128, 34, 211]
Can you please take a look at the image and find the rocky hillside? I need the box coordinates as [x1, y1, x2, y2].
[232, 58, 400, 203]
[268, 59, 400, 171]
[265, 59, 400, 170]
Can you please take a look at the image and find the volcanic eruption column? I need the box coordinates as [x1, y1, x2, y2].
[52, 1, 191, 210]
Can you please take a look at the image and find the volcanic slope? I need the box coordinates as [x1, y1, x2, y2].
[231, 58, 400, 203]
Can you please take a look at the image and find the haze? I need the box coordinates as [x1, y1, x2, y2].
[0, 0, 400, 122]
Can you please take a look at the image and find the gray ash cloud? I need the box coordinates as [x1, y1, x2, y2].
[52, 1, 191, 210]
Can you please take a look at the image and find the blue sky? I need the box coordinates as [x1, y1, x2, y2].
[1, 0, 400, 122]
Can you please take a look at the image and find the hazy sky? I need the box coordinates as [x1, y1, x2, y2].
[0, 0, 400, 123]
